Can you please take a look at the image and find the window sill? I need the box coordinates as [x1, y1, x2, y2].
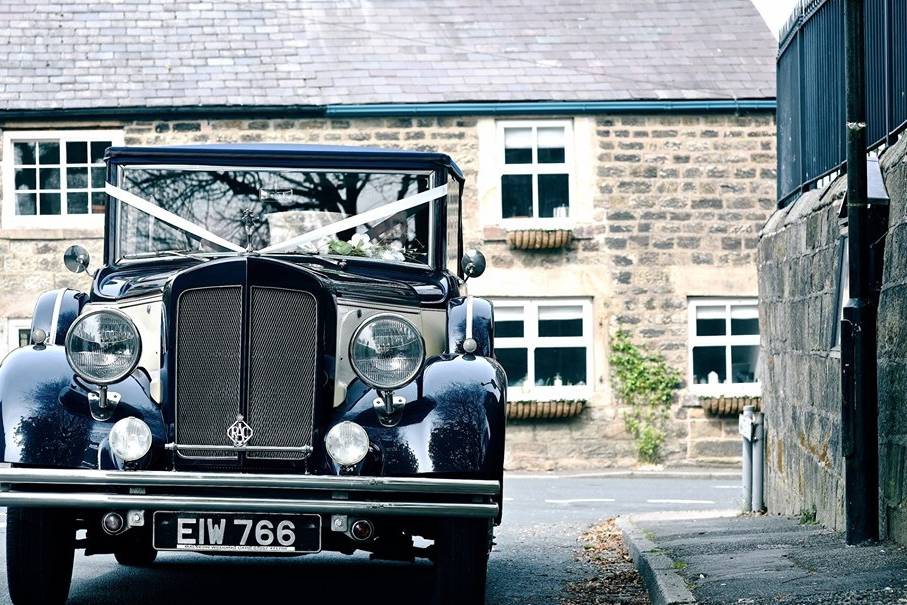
[0, 226, 104, 240]
[689, 385, 761, 399]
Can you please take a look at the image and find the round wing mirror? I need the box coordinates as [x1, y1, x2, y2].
[63, 245, 91, 274]
[461, 248, 486, 280]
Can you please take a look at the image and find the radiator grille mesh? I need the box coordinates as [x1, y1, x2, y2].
[175, 286, 243, 459]
[246, 287, 317, 459]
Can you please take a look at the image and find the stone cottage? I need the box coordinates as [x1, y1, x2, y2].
[0, 0, 777, 469]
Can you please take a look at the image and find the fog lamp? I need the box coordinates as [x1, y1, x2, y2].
[108, 417, 152, 462]
[325, 421, 370, 467]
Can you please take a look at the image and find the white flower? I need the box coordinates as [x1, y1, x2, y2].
[349, 233, 373, 252]
[300, 242, 319, 254]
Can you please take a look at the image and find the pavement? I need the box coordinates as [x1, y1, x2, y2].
[621, 511, 907, 605]
[0, 471, 742, 604]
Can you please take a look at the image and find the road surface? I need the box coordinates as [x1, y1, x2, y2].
[0, 473, 740, 604]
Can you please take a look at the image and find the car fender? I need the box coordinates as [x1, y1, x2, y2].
[447, 296, 494, 356]
[334, 354, 506, 478]
[30, 289, 86, 345]
[0, 344, 165, 468]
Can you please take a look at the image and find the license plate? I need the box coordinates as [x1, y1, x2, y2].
[153, 512, 321, 553]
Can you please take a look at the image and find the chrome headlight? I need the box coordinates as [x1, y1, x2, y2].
[350, 314, 424, 390]
[325, 421, 370, 467]
[108, 417, 152, 462]
[65, 309, 141, 385]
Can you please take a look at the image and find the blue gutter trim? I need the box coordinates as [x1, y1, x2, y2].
[325, 100, 777, 117]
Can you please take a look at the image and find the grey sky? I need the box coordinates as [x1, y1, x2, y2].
[751, 0, 800, 38]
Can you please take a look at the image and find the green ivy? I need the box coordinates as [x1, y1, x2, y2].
[609, 330, 681, 463]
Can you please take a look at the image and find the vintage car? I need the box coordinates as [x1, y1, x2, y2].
[0, 144, 505, 605]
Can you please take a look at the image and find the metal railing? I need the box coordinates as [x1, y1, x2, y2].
[777, 0, 907, 206]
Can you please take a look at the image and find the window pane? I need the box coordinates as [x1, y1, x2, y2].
[497, 348, 528, 387]
[91, 167, 106, 188]
[66, 141, 88, 164]
[18, 328, 30, 348]
[39, 192, 61, 215]
[67, 167, 88, 188]
[731, 345, 759, 383]
[695, 305, 726, 336]
[68, 192, 88, 214]
[537, 127, 565, 163]
[496, 320, 524, 338]
[502, 174, 532, 218]
[39, 167, 60, 189]
[91, 141, 110, 163]
[16, 193, 36, 215]
[534, 347, 586, 386]
[495, 306, 524, 337]
[14, 168, 36, 190]
[13, 142, 36, 165]
[503, 127, 532, 164]
[538, 173, 569, 218]
[730, 304, 759, 335]
[38, 142, 59, 164]
[538, 304, 584, 337]
[92, 192, 107, 214]
[692, 346, 726, 385]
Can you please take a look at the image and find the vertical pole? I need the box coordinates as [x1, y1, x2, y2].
[741, 405, 754, 512]
[843, 0, 880, 545]
[752, 414, 764, 512]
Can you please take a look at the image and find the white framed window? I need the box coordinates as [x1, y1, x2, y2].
[688, 297, 760, 396]
[2, 129, 124, 229]
[493, 297, 593, 401]
[496, 120, 573, 227]
[6, 318, 31, 354]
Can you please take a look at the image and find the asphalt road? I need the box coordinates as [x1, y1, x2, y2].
[0, 473, 741, 604]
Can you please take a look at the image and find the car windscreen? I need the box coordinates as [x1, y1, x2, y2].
[115, 166, 434, 264]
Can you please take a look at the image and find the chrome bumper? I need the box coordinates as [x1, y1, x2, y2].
[0, 468, 500, 519]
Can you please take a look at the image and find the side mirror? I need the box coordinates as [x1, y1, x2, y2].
[63, 245, 91, 274]
[461, 248, 486, 280]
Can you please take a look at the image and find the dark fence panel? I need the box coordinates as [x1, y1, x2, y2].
[892, 0, 907, 135]
[777, 0, 907, 207]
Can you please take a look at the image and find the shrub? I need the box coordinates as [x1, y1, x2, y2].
[610, 330, 681, 463]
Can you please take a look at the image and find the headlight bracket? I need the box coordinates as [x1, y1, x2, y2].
[87, 386, 121, 421]
[373, 391, 407, 427]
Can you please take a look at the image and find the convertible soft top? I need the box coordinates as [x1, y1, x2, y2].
[105, 143, 465, 180]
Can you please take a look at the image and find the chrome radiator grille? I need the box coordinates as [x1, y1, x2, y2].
[174, 286, 318, 462]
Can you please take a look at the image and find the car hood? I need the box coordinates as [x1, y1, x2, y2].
[92, 256, 452, 308]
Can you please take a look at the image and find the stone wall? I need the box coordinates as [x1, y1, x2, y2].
[0, 111, 777, 470]
[876, 136, 907, 544]
[757, 175, 846, 529]
[758, 132, 907, 543]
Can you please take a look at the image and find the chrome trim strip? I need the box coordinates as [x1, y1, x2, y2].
[0, 492, 497, 518]
[0, 468, 501, 496]
[165, 444, 314, 453]
[49, 288, 65, 344]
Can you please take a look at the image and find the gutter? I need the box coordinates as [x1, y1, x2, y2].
[0, 99, 776, 123]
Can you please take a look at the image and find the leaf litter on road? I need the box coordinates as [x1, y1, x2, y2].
[562, 518, 650, 605]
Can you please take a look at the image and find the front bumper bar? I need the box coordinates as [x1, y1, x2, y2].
[0, 468, 500, 519]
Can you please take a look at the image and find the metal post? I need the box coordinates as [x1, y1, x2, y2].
[843, 0, 880, 545]
[752, 413, 764, 513]
[740, 405, 754, 513]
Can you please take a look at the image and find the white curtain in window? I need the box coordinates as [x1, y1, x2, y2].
[503, 127, 532, 149]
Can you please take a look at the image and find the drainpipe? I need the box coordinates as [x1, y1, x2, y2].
[842, 0, 879, 545]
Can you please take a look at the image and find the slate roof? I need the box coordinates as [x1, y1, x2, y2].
[0, 0, 776, 111]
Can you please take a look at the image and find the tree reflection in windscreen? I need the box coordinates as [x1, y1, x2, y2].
[118, 168, 431, 262]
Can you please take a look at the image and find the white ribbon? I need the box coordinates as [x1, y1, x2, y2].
[105, 184, 245, 253]
[259, 184, 448, 253]
[106, 182, 448, 255]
